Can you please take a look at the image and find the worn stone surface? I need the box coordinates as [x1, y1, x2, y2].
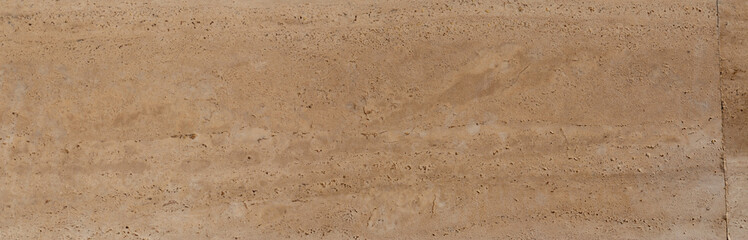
[0, 0, 733, 239]
[721, 0, 748, 239]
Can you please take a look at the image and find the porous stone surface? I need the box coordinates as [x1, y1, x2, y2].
[721, 0, 748, 239]
[0, 0, 738, 239]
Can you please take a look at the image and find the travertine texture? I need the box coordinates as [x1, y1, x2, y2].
[0, 0, 738, 239]
[721, 0, 748, 239]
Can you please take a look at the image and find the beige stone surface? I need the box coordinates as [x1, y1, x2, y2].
[721, 0, 748, 239]
[0, 0, 735, 239]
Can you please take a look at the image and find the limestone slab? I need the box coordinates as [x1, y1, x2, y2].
[0, 0, 727, 239]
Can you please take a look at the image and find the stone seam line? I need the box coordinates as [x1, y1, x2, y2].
[716, 0, 730, 239]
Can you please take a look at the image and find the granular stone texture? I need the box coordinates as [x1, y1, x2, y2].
[721, 0, 748, 239]
[0, 0, 739, 239]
